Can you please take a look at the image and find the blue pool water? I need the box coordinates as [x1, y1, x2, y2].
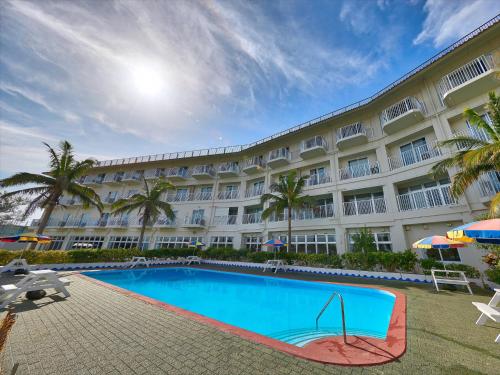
[84, 268, 396, 346]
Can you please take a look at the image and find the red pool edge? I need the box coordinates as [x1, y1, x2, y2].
[76, 272, 406, 366]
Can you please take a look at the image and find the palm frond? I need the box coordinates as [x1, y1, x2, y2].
[488, 192, 500, 218]
[0, 172, 55, 188]
[67, 183, 103, 212]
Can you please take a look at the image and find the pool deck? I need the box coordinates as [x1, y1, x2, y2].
[1, 264, 499, 374]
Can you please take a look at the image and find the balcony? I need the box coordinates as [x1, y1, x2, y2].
[381, 97, 426, 134]
[123, 171, 143, 183]
[218, 162, 240, 178]
[343, 198, 386, 216]
[83, 175, 104, 186]
[192, 165, 215, 180]
[217, 189, 239, 200]
[242, 157, 266, 174]
[242, 212, 263, 224]
[336, 123, 373, 150]
[182, 216, 207, 228]
[299, 136, 328, 159]
[476, 172, 500, 198]
[165, 167, 190, 181]
[87, 218, 108, 228]
[46, 218, 67, 227]
[452, 127, 492, 150]
[437, 54, 497, 107]
[268, 148, 291, 168]
[304, 173, 331, 187]
[212, 215, 238, 226]
[144, 168, 166, 180]
[155, 216, 176, 228]
[245, 186, 265, 198]
[388, 142, 441, 170]
[396, 186, 456, 212]
[103, 172, 124, 185]
[108, 218, 129, 228]
[65, 218, 88, 228]
[270, 204, 335, 222]
[339, 161, 380, 181]
[104, 195, 120, 204]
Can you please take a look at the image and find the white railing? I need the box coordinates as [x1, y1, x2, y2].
[164, 191, 211, 202]
[217, 189, 239, 200]
[46, 218, 65, 227]
[212, 215, 238, 225]
[123, 171, 143, 182]
[88, 218, 108, 227]
[165, 167, 190, 178]
[184, 216, 206, 226]
[304, 173, 331, 187]
[476, 172, 500, 198]
[245, 185, 265, 198]
[103, 173, 124, 183]
[452, 127, 492, 150]
[242, 212, 263, 224]
[396, 185, 456, 211]
[243, 156, 266, 169]
[301, 136, 328, 151]
[155, 216, 176, 226]
[380, 96, 426, 126]
[218, 162, 240, 174]
[84, 175, 103, 185]
[269, 148, 290, 161]
[144, 168, 166, 179]
[436, 54, 494, 99]
[108, 218, 129, 227]
[270, 204, 335, 222]
[336, 123, 373, 141]
[343, 198, 386, 216]
[192, 165, 215, 177]
[339, 161, 380, 180]
[388, 142, 441, 170]
[65, 218, 88, 228]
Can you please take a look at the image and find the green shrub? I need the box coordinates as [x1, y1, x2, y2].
[341, 252, 377, 270]
[419, 258, 445, 274]
[485, 268, 500, 284]
[396, 250, 419, 273]
[201, 247, 246, 261]
[246, 251, 275, 263]
[445, 263, 481, 279]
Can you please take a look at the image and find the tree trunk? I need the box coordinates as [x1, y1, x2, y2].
[30, 200, 57, 250]
[287, 208, 292, 256]
[138, 213, 148, 251]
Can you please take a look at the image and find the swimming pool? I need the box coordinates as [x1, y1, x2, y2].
[84, 267, 396, 347]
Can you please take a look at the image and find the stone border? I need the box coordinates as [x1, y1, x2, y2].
[78, 269, 407, 366]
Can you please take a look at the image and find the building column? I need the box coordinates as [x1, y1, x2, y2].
[375, 145, 390, 173]
[382, 182, 399, 214]
[389, 222, 407, 253]
[334, 225, 346, 255]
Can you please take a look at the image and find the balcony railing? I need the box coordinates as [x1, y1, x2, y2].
[103, 173, 123, 184]
[144, 168, 166, 179]
[242, 212, 263, 224]
[108, 218, 129, 227]
[65, 218, 88, 228]
[84, 175, 104, 185]
[304, 173, 331, 187]
[164, 191, 212, 202]
[343, 198, 386, 216]
[104, 195, 120, 204]
[218, 162, 240, 175]
[396, 185, 456, 212]
[88, 218, 108, 228]
[217, 190, 239, 200]
[388, 142, 441, 170]
[269, 148, 290, 162]
[339, 161, 380, 180]
[183, 216, 206, 226]
[301, 136, 328, 152]
[336, 123, 373, 141]
[436, 54, 494, 100]
[243, 156, 266, 170]
[452, 127, 492, 150]
[476, 172, 500, 198]
[192, 165, 215, 177]
[155, 216, 176, 227]
[165, 168, 190, 178]
[270, 204, 335, 222]
[245, 186, 265, 198]
[123, 171, 143, 182]
[212, 215, 238, 225]
[380, 96, 426, 126]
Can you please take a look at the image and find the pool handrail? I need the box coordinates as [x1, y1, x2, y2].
[315, 291, 347, 343]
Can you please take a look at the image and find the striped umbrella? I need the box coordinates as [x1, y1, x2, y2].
[263, 239, 286, 247]
[447, 219, 500, 245]
[0, 233, 51, 244]
[188, 241, 206, 248]
[413, 235, 465, 269]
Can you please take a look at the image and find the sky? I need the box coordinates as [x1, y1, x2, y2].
[1, 0, 500, 179]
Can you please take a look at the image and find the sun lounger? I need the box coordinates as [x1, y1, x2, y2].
[0, 259, 31, 273]
[125, 256, 150, 268]
[431, 269, 472, 294]
[186, 256, 202, 265]
[472, 288, 500, 343]
[263, 260, 286, 274]
[1, 270, 70, 309]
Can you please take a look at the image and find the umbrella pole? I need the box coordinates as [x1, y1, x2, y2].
[438, 248, 447, 271]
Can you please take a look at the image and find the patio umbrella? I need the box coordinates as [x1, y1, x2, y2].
[446, 219, 500, 245]
[188, 241, 206, 248]
[0, 233, 51, 244]
[263, 239, 286, 259]
[413, 235, 465, 270]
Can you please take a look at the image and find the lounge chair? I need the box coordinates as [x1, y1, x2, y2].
[186, 256, 202, 265]
[1, 270, 70, 309]
[431, 269, 472, 294]
[263, 260, 287, 274]
[124, 256, 150, 268]
[0, 259, 31, 274]
[472, 288, 500, 343]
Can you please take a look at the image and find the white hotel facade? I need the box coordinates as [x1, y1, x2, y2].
[33, 19, 500, 269]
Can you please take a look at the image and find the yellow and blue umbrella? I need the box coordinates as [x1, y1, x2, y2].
[413, 235, 465, 268]
[0, 233, 51, 244]
[447, 219, 500, 245]
[188, 241, 205, 248]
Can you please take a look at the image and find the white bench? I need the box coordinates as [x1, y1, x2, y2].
[186, 256, 202, 265]
[472, 288, 500, 343]
[126, 257, 150, 268]
[0, 259, 32, 273]
[431, 269, 472, 295]
[263, 260, 286, 274]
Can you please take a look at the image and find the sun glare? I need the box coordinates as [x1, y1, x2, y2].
[130, 63, 164, 97]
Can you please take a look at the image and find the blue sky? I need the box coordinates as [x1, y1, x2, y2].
[1, 0, 499, 178]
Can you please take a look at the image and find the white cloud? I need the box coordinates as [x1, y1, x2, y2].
[414, 0, 500, 47]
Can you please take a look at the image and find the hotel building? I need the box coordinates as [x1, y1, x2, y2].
[32, 19, 500, 270]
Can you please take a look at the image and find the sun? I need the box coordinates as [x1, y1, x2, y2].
[130, 63, 164, 97]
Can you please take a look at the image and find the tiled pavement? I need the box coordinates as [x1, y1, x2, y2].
[1, 266, 499, 375]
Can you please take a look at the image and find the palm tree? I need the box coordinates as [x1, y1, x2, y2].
[0, 141, 103, 239]
[431, 92, 500, 217]
[111, 178, 175, 250]
[261, 170, 312, 252]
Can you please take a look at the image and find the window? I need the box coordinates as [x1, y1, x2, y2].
[243, 235, 262, 251]
[348, 158, 369, 178]
[277, 233, 336, 254]
[67, 236, 105, 249]
[400, 138, 428, 166]
[210, 236, 234, 248]
[347, 230, 392, 251]
[175, 188, 189, 200]
[40, 236, 65, 250]
[426, 248, 461, 262]
[108, 236, 149, 250]
[155, 236, 203, 249]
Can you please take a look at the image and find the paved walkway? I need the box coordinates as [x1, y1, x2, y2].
[1, 266, 499, 374]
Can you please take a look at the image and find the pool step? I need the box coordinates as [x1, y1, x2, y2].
[270, 328, 344, 347]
